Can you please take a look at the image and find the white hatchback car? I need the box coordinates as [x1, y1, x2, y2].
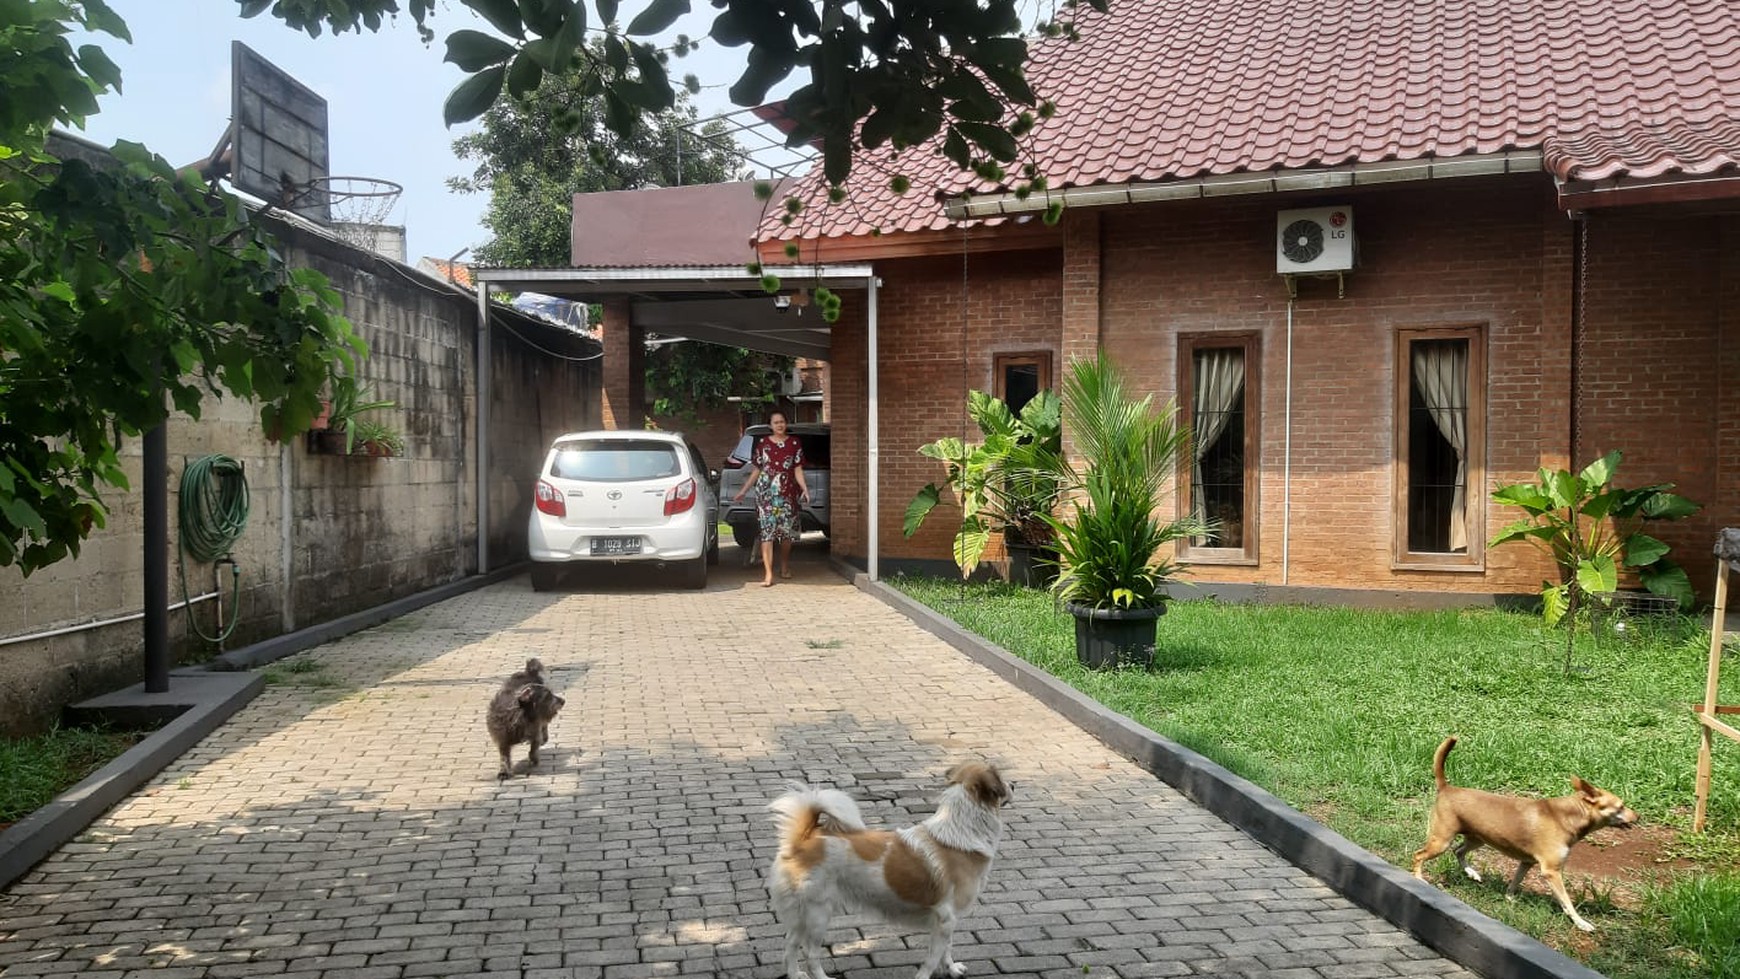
[526, 430, 720, 591]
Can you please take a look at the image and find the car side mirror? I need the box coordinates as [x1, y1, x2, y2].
[708, 468, 720, 484]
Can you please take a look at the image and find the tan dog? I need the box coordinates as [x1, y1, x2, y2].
[768, 762, 1012, 979]
[1411, 736, 1636, 931]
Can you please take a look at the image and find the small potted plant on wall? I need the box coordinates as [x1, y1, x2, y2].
[348, 418, 406, 457]
[903, 388, 1063, 585]
[1029, 353, 1205, 669]
[309, 374, 398, 456]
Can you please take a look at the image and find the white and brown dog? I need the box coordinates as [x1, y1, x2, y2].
[767, 761, 1012, 979]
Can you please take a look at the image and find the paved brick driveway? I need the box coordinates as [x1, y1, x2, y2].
[0, 545, 1478, 979]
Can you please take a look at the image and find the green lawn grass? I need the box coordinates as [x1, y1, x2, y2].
[0, 726, 148, 826]
[890, 574, 1740, 979]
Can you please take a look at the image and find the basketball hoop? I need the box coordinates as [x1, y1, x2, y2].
[284, 176, 404, 252]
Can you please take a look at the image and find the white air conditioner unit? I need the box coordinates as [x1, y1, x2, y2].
[1276, 206, 1355, 274]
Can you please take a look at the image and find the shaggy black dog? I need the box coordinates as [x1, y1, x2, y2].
[486, 682, 564, 779]
[499, 657, 551, 745]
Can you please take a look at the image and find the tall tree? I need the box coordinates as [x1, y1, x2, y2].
[449, 71, 789, 420]
[1, 1, 358, 575]
[253, 0, 1106, 192]
[449, 67, 744, 267]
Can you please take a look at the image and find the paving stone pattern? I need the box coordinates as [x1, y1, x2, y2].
[0, 554, 1479, 979]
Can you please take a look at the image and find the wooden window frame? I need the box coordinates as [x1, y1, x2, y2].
[1392, 325, 1486, 571]
[993, 351, 1053, 408]
[1176, 332, 1261, 565]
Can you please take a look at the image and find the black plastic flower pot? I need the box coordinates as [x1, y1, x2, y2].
[1005, 540, 1059, 588]
[1067, 602, 1164, 669]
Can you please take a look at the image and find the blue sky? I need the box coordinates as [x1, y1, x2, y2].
[74, 2, 781, 266]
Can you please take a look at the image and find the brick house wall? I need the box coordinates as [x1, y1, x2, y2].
[825, 175, 1737, 602]
[1575, 207, 1737, 598]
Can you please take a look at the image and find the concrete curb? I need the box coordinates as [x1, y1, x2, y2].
[0, 670, 262, 892]
[857, 572, 1609, 979]
[1, 567, 523, 893]
[207, 563, 524, 671]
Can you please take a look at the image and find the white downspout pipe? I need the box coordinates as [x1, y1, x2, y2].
[476, 281, 491, 574]
[1282, 297, 1295, 586]
[867, 275, 881, 581]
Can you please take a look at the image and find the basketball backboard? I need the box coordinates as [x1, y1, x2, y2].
[230, 41, 331, 222]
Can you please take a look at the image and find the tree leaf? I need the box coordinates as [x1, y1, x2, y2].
[517, 0, 566, 37]
[1578, 449, 1622, 490]
[1541, 583, 1568, 627]
[1488, 519, 1554, 547]
[548, 2, 587, 67]
[444, 65, 507, 125]
[1543, 469, 1580, 510]
[626, 0, 690, 36]
[860, 106, 899, 150]
[977, 59, 1034, 105]
[506, 50, 544, 97]
[953, 520, 992, 577]
[955, 120, 1019, 162]
[522, 36, 561, 69]
[1639, 560, 1694, 609]
[444, 30, 517, 71]
[83, 0, 133, 40]
[822, 133, 850, 186]
[598, 0, 620, 27]
[904, 484, 940, 537]
[1623, 533, 1670, 567]
[1575, 554, 1617, 597]
[728, 48, 793, 107]
[464, 0, 526, 38]
[602, 89, 635, 135]
[1640, 491, 1700, 519]
[1579, 489, 1619, 521]
[942, 130, 970, 168]
[76, 45, 123, 93]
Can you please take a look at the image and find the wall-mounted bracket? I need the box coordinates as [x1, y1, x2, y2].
[1282, 272, 1347, 300]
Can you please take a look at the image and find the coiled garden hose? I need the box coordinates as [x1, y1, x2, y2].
[178, 454, 250, 644]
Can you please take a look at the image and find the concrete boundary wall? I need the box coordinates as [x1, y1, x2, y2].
[0, 197, 601, 736]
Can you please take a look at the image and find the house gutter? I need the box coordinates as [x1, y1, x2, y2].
[944, 151, 1546, 220]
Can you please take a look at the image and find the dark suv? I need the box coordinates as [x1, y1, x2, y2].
[719, 422, 830, 547]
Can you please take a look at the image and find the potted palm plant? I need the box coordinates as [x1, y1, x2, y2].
[1030, 353, 1205, 669]
[903, 388, 1063, 585]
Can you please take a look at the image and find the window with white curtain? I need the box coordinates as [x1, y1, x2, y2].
[1179, 334, 1259, 563]
[1394, 327, 1485, 568]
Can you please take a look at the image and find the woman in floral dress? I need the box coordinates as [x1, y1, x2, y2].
[729, 411, 810, 586]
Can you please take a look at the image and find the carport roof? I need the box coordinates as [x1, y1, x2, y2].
[472, 264, 874, 361]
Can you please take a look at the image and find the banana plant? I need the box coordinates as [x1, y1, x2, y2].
[903, 389, 1061, 577]
[1489, 450, 1700, 627]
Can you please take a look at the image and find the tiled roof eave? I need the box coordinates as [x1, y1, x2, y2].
[946, 151, 1549, 220]
[1556, 170, 1740, 210]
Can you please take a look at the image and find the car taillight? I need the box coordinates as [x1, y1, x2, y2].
[534, 480, 566, 517]
[722, 456, 746, 469]
[664, 477, 697, 516]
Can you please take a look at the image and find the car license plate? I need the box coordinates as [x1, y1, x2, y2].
[590, 536, 641, 556]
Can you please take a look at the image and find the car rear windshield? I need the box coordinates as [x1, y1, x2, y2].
[550, 441, 682, 481]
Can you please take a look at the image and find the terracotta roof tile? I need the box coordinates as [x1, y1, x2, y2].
[763, 0, 1740, 242]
